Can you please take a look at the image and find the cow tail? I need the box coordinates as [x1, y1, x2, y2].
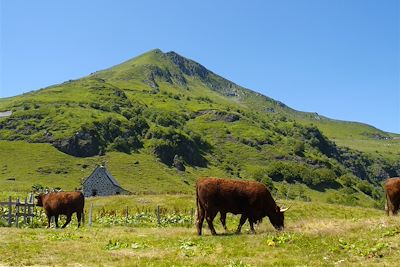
[196, 184, 200, 222]
[81, 192, 85, 225]
[195, 183, 204, 223]
[385, 190, 391, 216]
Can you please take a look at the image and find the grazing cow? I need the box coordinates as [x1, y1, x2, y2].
[35, 191, 85, 228]
[196, 177, 288, 235]
[384, 177, 400, 216]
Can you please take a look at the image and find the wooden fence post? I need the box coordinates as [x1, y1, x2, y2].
[7, 196, 12, 227]
[88, 203, 93, 227]
[28, 193, 33, 224]
[15, 198, 20, 227]
[23, 197, 28, 224]
[157, 205, 160, 225]
[286, 183, 290, 200]
[125, 206, 129, 224]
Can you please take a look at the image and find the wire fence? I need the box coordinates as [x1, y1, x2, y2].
[0, 195, 195, 228]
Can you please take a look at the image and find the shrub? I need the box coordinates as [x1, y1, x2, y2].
[147, 127, 209, 167]
[109, 136, 130, 153]
[154, 112, 185, 128]
[356, 180, 382, 199]
[264, 162, 340, 190]
[251, 169, 276, 191]
[293, 141, 305, 156]
[311, 168, 337, 186]
[338, 173, 358, 187]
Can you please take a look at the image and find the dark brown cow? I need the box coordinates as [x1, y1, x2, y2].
[384, 177, 400, 216]
[196, 177, 288, 235]
[35, 191, 85, 228]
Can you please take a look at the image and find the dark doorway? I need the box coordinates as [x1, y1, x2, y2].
[92, 189, 97, 196]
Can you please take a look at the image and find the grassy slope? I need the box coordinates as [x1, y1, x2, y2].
[0, 195, 399, 266]
[0, 49, 398, 200]
[0, 141, 89, 192]
[0, 140, 231, 195]
[237, 85, 400, 158]
[313, 119, 400, 158]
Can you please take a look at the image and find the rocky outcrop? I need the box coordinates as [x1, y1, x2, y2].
[54, 131, 101, 157]
[166, 51, 208, 79]
[193, 110, 240, 122]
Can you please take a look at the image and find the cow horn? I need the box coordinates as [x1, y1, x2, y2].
[280, 207, 289, 212]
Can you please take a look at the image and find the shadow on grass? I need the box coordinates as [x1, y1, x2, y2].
[202, 229, 279, 237]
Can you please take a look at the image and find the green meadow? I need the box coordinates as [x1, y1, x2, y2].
[1, 196, 399, 266]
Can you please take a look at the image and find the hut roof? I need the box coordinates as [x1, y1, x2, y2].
[83, 165, 124, 189]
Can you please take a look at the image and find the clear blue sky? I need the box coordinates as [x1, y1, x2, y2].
[1, 0, 399, 133]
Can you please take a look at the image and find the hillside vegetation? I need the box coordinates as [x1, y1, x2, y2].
[0, 49, 399, 207]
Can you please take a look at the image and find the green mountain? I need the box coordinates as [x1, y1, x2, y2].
[0, 49, 399, 205]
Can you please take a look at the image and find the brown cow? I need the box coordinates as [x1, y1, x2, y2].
[196, 177, 288, 235]
[35, 191, 84, 228]
[384, 177, 400, 216]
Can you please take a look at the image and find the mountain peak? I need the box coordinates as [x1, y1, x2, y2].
[148, 48, 163, 54]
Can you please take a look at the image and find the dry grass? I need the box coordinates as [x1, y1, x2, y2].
[1, 209, 400, 266]
[1, 198, 399, 266]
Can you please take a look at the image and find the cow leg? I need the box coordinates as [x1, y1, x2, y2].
[76, 211, 82, 227]
[46, 214, 52, 228]
[205, 210, 218, 236]
[54, 215, 59, 228]
[386, 194, 394, 216]
[394, 200, 400, 216]
[62, 214, 72, 228]
[236, 215, 247, 234]
[385, 200, 389, 216]
[220, 212, 227, 231]
[196, 206, 205, 236]
[249, 219, 255, 234]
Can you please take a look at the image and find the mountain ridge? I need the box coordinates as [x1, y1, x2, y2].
[4, 48, 397, 137]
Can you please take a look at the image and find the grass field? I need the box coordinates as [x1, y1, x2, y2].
[1, 195, 399, 266]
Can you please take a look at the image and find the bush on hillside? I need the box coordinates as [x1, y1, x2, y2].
[147, 127, 209, 167]
[54, 116, 150, 157]
[251, 168, 276, 191]
[356, 180, 382, 200]
[337, 173, 359, 187]
[265, 161, 341, 189]
[311, 168, 339, 189]
[293, 140, 305, 156]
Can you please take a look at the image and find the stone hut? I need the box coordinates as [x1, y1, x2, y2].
[82, 165, 130, 197]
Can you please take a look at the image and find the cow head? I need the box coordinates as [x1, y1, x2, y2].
[35, 194, 44, 207]
[269, 205, 288, 231]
